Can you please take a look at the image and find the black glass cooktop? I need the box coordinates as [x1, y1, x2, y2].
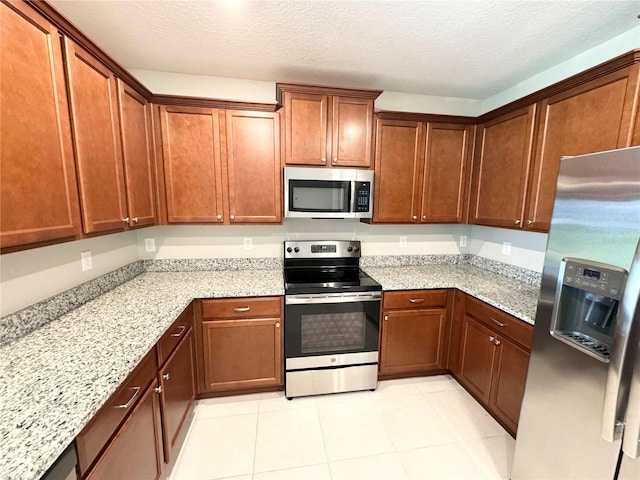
[284, 267, 382, 294]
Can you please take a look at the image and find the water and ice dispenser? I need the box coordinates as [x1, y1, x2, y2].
[550, 258, 628, 362]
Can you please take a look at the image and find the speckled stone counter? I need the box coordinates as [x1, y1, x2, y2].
[362, 264, 540, 324]
[0, 270, 283, 480]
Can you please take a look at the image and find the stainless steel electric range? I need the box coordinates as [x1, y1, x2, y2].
[283, 240, 382, 399]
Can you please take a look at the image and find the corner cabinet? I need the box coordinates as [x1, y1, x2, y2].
[276, 83, 381, 168]
[379, 290, 451, 377]
[156, 106, 282, 224]
[1, 1, 81, 249]
[456, 295, 533, 435]
[373, 115, 473, 224]
[197, 297, 283, 394]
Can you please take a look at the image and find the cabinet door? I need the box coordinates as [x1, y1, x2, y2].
[331, 96, 375, 168]
[525, 66, 640, 231]
[224, 110, 282, 223]
[490, 337, 530, 434]
[380, 308, 447, 376]
[283, 92, 328, 165]
[64, 38, 128, 234]
[160, 106, 224, 223]
[202, 317, 282, 392]
[470, 105, 536, 229]
[373, 119, 425, 223]
[421, 123, 472, 223]
[117, 79, 156, 228]
[158, 329, 195, 465]
[86, 381, 163, 480]
[458, 315, 497, 404]
[1, 2, 81, 249]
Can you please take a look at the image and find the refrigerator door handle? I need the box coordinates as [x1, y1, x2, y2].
[621, 241, 640, 458]
[602, 240, 640, 443]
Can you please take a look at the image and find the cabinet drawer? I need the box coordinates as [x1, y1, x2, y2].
[76, 349, 157, 477]
[383, 290, 448, 310]
[465, 296, 533, 349]
[201, 297, 281, 319]
[157, 303, 193, 367]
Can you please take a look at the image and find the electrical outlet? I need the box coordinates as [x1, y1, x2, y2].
[459, 235, 467, 248]
[502, 242, 512, 256]
[243, 237, 252, 250]
[399, 236, 407, 248]
[144, 238, 156, 252]
[81, 251, 93, 271]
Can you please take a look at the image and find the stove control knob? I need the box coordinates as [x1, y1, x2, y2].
[347, 246, 353, 252]
[294, 247, 300, 253]
[353, 245, 360, 252]
[286, 247, 292, 253]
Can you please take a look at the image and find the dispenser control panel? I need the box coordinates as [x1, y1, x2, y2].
[561, 258, 627, 300]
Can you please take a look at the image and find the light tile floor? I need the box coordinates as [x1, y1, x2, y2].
[169, 375, 515, 480]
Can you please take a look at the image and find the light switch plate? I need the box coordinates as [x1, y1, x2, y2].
[459, 235, 467, 248]
[502, 242, 512, 255]
[244, 237, 252, 250]
[399, 236, 407, 248]
[81, 251, 93, 271]
[144, 238, 156, 252]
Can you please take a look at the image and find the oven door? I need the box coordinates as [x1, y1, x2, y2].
[284, 292, 381, 361]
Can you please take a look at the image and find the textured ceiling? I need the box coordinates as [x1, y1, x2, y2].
[49, 0, 639, 99]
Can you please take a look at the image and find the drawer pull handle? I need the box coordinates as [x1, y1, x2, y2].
[114, 386, 141, 409]
[409, 298, 424, 303]
[234, 307, 251, 312]
[171, 325, 186, 337]
[490, 318, 506, 327]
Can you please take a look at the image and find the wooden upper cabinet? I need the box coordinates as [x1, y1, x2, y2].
[331, 96, 375, 167]
[470, 105, 536, 229]
[282, 92, 328, 166]
[277, 83, 381, 168]
[373, 119, 424, 223]
[116, 80, 156, 228]
[64, 38, 128, 234]
[159, 106, 224, 223]
[373, 116, 472, 224]
[224, 110, 282, 223]
[0, 1, 81, 249]
[524, 66, 640, 231]
[421, 123, 473, 223]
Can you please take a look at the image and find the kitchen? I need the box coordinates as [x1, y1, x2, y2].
[1, 1, 640, 479]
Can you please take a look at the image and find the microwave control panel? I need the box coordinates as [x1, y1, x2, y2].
[354, 182, 371, 212]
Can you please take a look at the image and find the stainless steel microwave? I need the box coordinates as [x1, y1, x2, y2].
[284, 167, 374, 219]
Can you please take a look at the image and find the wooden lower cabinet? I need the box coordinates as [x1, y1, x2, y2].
[86, 380, 163, 480]
[455, 295, 533, 435]
[158, 328, 196, 465]
[379, 290, 450, 376]
[199, 297, 283, 393]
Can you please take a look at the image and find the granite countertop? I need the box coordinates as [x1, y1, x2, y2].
[362, 264, 540, 324]
[0, 263, 539, 480]
[0, 270, 284, 480]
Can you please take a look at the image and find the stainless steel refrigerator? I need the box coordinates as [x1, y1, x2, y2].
[512, 146, 640, 479]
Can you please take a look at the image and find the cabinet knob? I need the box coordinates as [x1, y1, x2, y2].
[514, 219, 521, 225]
[162, 373, 170, 381]
[422, 215, 427, 220]
[527, 220, 533, 225]
[132, 217, 139, 223]
[384, 315, 389, 321]
[321, 157, 327, 164]
[412, 215, 417, 221]
[217, 214, 223, 220]
[275, 322, 280, 328]
[155, 386, 163, 394]
[230, 215, 235, 221]
[495, 339, 501, 346]
[489, 336, 495, 342]
[123, 217, 130, 224]
[333, 157, 338, 164]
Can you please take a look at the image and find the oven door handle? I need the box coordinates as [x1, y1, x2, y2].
[285, 292, 381, 305]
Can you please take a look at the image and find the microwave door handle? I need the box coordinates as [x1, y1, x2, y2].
[602, 239, 640, 443]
